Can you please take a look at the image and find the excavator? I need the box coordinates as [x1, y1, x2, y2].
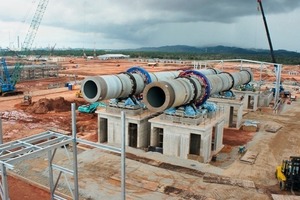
[275, 156, 300, 191]
[78, 102, 106, 113]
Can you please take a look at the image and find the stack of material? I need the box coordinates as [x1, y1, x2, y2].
[25, 97, 72, 114]
[203, 173, 255, 188]
[265, 123, 282, 133]
[240, 150, 259, 164]
[242, 120, 260, 132]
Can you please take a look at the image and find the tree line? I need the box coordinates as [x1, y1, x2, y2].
[1, 49, 299, 65]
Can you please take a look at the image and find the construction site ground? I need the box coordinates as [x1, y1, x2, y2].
[1, 58, 300, 199]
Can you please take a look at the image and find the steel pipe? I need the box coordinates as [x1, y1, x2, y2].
[143, 70, 252, 112]
[81, 67, 219, 103]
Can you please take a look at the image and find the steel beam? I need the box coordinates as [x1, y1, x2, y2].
[0, 104, 125, 199]
[0, 131, 56, 151]
[0, 117, 9, 200]
[71, 103, 79, 200]
[48, 149, 54, 200]
[3, 140, 72, 165]
[76, 138, 121, 153]
[121, 111, 126, 200]
[0, 164, 9, 200]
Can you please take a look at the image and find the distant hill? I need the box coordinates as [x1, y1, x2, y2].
[116, 45, 300, 64]
[127, 45, 299, 55]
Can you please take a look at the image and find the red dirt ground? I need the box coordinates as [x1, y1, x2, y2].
[223, 128, 256, 146]
[1, 58, 299, 199]
[8, 176, 50, 200]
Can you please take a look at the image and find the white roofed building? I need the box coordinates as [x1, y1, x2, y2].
[97, 54, 130, 60]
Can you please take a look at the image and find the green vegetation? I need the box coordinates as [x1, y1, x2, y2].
[1, 45, 299, 65]
[116, 50, 300, 65]
[0, 49, 106, 57]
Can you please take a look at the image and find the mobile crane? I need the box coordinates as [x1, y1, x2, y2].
[0, 58, 16, 95]
[260, 1, 300, 187]
[0, 0, 49, 96]
[257, 0, 282, 104]
[0, 58, 25, 96]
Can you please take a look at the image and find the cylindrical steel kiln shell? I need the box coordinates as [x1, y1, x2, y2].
[81, 68, 219, 103]
[143, 70, 252, 112]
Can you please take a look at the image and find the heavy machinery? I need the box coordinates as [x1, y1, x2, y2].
[0, 58, 23, 96]
[257, 0, 282, 105]
[22, 0, 49, 52]
[0, 0, 49, 96]
[143, 70, 253, 113]
[75, 90, 82, 98]
[78, 102, 106, 113]
[290, 95, 297, 101]
[81, 66, 252, 119]
[275, 156, 300, 191]
[21, 94, 32, 106]
[81, 67, 219, 110]
[257, 0, 276, 63]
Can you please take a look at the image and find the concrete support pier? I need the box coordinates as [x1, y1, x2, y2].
[148, 112, 225, 163]
[233, 90, 259, 112]
[208, 98, 244, 129]
[97, 107, 156, 148]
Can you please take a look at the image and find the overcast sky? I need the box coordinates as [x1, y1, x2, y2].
[0, 0, 299, 52]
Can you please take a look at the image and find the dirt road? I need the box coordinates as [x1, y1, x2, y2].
[222, 100, 300, 195]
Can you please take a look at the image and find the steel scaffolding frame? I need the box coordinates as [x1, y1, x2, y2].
[0, 103, 125, 200]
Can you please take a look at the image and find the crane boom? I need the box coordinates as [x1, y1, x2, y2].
[22, 0, 49, 52]
[257, 0, 282, 107]
[1, 0, 49, 95]
[257, 0, 276, 63]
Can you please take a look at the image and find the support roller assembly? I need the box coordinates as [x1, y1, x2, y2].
[143, 70, 253, 112]
[81, 67, 220, 103]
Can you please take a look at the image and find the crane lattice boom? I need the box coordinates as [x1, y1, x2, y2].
[22, 0, 49, 51]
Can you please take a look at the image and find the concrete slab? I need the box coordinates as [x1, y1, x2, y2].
[11, 146, 269, 200]
[240, 150, 259, 164]
[265, 123, 282, 133]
